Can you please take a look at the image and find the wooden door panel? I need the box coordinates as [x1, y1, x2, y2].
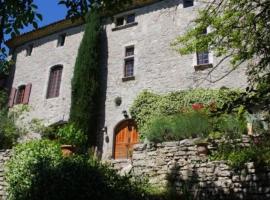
[114, 120, 139, 159]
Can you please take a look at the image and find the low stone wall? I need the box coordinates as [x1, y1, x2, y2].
[110, 138, 270, 200]
[0, 150, 11, 200]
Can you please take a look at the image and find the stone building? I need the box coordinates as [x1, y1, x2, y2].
[6, 0, 247, 159]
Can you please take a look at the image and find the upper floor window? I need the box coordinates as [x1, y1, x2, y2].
[57, 34, 66, 47]
[126, 14, 135, 24]
[114, 13, 136, 29]
[47, 65, 63, 99]
[15, 85, 26, 104]
[197, 52, 209, 65]
[26, 44, 33, 56]
[196, 28, 210, 66]
[123, 46, 135, 80]
[183, 0, 194, 8]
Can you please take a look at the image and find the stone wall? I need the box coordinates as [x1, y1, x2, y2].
[0, 150, 11, 200]
[110, 138, 270, 200]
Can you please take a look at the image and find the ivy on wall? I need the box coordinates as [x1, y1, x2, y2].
[130, 89, 242, 139]
[69, 10, 101, 146]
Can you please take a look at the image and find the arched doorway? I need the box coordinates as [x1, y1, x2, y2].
[114, 119, 139, 159]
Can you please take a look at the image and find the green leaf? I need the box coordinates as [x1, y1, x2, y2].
[36, 13, 43, 21]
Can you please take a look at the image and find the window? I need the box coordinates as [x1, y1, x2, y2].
[196, 28, 210, 65]
[26, 44, 33, 56]
[57, 34, 66, 47]
[124, 59, 134, 77]
[116, 17, 125, 26]
[115, 13, 136, 28]
[10, 83, 32, 107]
[126, 14, 135, 24]
[47, 65, 63, 99]
[123, 46, 135, 79]
[197, 52, 209, 65]
[183, 0, 194, 8]
[15, 85, 25, 104]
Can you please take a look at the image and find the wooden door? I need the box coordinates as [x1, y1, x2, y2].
[114, 120, 139, 159]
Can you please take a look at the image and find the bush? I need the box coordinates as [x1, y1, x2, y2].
[214, 114, 247, 139]
[5, 140, 158, 200]
[147, 111, 210, 142]
[5, 140, 62, 200]
[56, 123, 87, 146]
[0, 91, 26, 148]
[210, 138, 270, 169]
[130, 89, 242, 139]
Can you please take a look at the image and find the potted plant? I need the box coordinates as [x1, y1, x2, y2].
[56, 123, 87, 156]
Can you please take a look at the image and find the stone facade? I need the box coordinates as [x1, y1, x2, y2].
[9, 0, 247, 157]
[110, 139, 270, 200]
[0, 150, 11, 200]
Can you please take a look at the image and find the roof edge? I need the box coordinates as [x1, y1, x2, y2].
[7, 0, 161, 49]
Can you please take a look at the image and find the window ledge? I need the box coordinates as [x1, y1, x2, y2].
[122, 76, 135, 82]
[112, 22, 138, 31]
[194, 64, 213, 71]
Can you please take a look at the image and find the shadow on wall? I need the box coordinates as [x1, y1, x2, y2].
[165, 162, 270, 200]
[96, 27, 108, 157]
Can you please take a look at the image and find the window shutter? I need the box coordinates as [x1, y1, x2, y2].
[23, 83, 32, 104]
[8, 88, 17, 108]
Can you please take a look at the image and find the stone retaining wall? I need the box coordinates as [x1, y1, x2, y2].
[0, 150, 11, 200]
[110, 138, 270, 200]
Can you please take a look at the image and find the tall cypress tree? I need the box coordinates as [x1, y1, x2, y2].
[70, 10, 101, 146]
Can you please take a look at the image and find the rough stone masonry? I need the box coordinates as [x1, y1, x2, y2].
[111, 138, 270, 200]
[0, 150, 11, 200]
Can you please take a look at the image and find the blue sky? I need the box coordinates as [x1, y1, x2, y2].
[21, 0, 68, 33]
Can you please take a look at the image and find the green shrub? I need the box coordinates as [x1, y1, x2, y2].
[0, 89, 7, 109]
[146, 116, 174, 143]
[210, 138, 270, 169]
[5, 140, 62, 200]
[130, 89, 242, 139]
[146, 111, 211, 142]
[70, 10, 101, 146]
[5, 140, 157, 200]
[56, 123, 87, 146]
[213, 114, 247, 139]
[0, 93, 27, 148]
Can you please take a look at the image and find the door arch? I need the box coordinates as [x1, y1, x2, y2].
[113, 119, 139, 159]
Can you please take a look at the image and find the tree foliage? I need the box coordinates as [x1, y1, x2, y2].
[172, 0, 270, 109]
[69, 10, 101, 146]
[0, 0, 42, 74]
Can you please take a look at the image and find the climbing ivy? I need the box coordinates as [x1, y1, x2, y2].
[130, 89, 242, 139]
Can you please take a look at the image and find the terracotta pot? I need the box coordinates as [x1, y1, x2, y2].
[61, 145, 76, 157]
[196, 143, 209, 155]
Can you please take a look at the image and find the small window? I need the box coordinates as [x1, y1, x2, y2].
[197, 52, 209, 65]
[125, 46, 134, 57]
[183, 0, 194, 8]
[47, 65, 63, 99]
[126, 14, 135, 24]
[57, 34, 66, 47]
[26, 44, 33, 56]
[15, 85, 25, 104]
[116, 17, 125, 27]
